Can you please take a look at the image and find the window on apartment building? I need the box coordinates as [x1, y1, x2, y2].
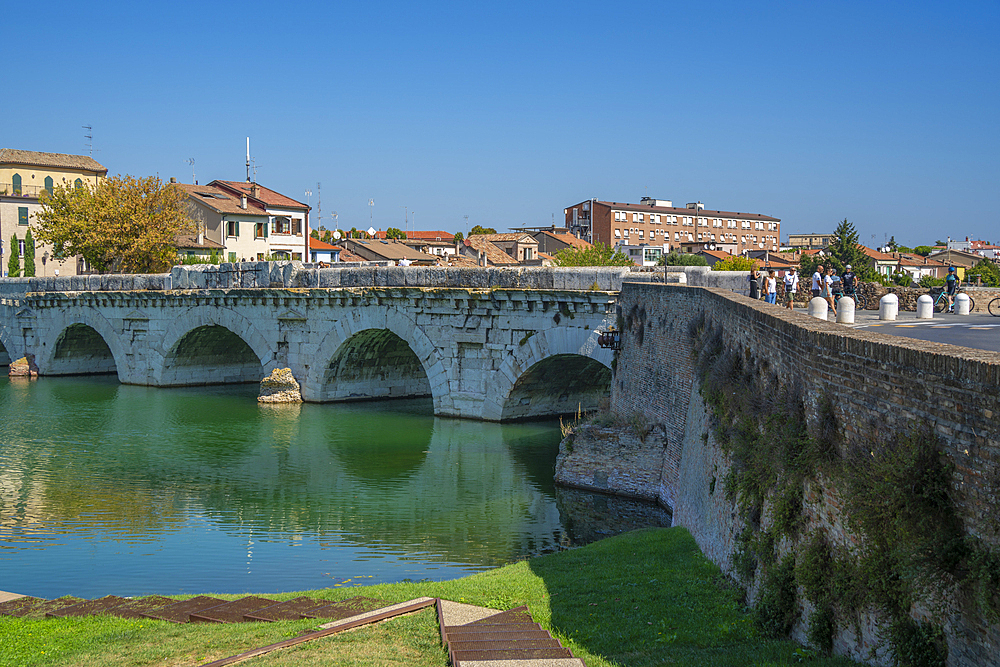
[638, 230, 644, 238]
[614, 211, 621, 221]
[638, 213, 644, 222]
[674, 232, 680, 241]
[12, 173, 21, 194]
[524, 248, 533, 260]
[227, 220, 239, 237]
[44, 176, 54, 195]
[74, 178, 83, 189]
[615, 229, 621, 238]
[272, 216, 291, 234]
[292, 218, 301, 235]
[292, 253, 302, 261]
[255, 222, 267, 239]
[18, 207, 28, 226]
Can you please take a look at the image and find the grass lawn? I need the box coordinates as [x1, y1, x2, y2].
[0, 527, 859, 666]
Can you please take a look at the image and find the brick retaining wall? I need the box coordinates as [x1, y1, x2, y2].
[604, 283, 1000, 665]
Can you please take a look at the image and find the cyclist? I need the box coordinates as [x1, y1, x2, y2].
[841, 264, 857, 302]
[945, 266, 960, 312]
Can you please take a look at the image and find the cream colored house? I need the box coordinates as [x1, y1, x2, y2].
[0, 148, 108, 276]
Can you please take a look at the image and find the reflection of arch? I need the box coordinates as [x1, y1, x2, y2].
[330, 410, 432, 485]
[154, 308, 273, 387]
[160, 325, 264, 386]
[481, 327, 613, 421]
[35, 313, 125, 380]
[302, 307, 447, 407]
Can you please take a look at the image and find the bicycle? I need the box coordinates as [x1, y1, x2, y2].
[932, 286, 975, 313]
[989, 296, 1000, 317]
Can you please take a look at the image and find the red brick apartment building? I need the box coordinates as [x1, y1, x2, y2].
[564, 197, 781, 255]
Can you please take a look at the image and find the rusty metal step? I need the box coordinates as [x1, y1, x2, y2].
[0, 596, 46, 617]
[449, 638, 563, 651]
[468, 605, 535, 625]
[141, 596, 227, 623]
[189, 596, 279, 624]
[242, 596, 324, 622]
[445, 622, 544, 637]
[47, 595, 129, 618]
[106, 596, 176, 619]
[5, 597, 85, 618]
[300, 596, 389, 620]
[450, 647, 574, 662]
[442, 629, 553, 642]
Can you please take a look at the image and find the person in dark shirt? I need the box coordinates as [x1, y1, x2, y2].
[841, 265, 857, 299]
[945, 266, 960, 312]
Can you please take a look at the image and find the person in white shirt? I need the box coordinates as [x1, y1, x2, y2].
[783, 269, 799, 309]
[765, 269, 778, 304]
[811, 265, 824, 298]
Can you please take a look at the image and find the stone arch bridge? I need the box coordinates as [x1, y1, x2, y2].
[0, 285, 617, 421]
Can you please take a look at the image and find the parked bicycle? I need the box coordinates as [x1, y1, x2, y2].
[989, 296, 1000, 317]
[931, 286, 975, 313]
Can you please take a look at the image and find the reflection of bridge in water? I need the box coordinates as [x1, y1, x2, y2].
[0, 265, 625, 421]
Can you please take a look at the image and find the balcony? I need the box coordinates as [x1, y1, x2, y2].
[0, 182, 47, 198]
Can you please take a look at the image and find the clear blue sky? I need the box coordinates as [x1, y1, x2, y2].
[5, 0, 997, 247]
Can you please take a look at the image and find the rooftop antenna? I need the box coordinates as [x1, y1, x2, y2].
[185, 158, 196, 184]
[316, 182, 322, 230]
[369, 199, 375, 232]
[83, 125, 93, 156]
[246, 137, 251, 182]
[464, 214, 469, 231]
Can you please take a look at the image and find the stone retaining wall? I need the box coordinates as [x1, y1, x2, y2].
[580, 282, 1000, 665]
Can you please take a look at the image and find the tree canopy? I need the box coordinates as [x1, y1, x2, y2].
[553, 243, 632, 267]
[469, 225, 496, 236]
[23, 229, 35, 277]
[35, 175, 195, 273]
[385, 227, 406, 239]
[7, 234, 20, 277]
[453, 231, 464, 244]
[711, 255, 758, 271]
[967, 259, 1000, 287]
[658, 251, 707, 266]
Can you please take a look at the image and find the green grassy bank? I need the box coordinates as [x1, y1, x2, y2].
[0, 527, 858, 667]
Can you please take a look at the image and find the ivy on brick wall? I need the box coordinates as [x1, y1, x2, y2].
[688, 312, 1000, 667]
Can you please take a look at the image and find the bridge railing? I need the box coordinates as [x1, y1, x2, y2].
[0, 262, 745, 294]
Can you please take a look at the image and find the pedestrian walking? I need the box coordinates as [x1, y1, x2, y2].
[822, 266, 837, 317]
[765, 269, 777, 304]
[748, 267, 761, 300]
[811, 265, 824, 298]
[784, 268, 799, 309]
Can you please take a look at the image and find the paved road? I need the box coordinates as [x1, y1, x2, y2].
[846, 311, 1000, 353]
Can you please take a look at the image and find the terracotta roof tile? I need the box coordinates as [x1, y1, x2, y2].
[0, 148, 107, 173]
[536, 231, 592, 249]
[175, 234, 226, 250]
[174, 183, 269, 217]
[309, 238, 340, 251]
[210, 180, 308, 210]
[463, 236, 519, 265]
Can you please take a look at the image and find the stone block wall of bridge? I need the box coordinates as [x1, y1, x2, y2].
[0, 284, 617, 422]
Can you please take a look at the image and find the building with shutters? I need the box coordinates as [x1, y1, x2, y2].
[0, 148, 108, 276]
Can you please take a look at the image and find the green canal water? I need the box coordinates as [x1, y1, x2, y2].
[0, 376, 669, 599]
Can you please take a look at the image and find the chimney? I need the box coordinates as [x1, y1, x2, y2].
[169, 177, 177, 183]
[250, 183, 261, 198]
[240, 194, 248, 210]
[198, 231, 204, 245]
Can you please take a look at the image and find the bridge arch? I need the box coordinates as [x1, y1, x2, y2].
[34, 312, 125, 379]
[302, 306, 447, 408]
[0, 326, 17, 366]
[481, 327, 613, 421]
[154, 308, 273, 386]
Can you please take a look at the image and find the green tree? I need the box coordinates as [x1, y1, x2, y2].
[7, 234, 20, 277]
[23, 229, 35, 277]
[658, 251, 707, 266]
[469, 225, 497, 236]
[913, 245, 934, 256]
[711, 255, 759, 271]
[553, 243, 632, 266]
[36, 175, 196, 273]
[310, 229, 320, 240]
[385, 227, 406, 239]
[453, 232, 464, 245]
[349, 227, 358, 239]
[966, 259, 1000, 287]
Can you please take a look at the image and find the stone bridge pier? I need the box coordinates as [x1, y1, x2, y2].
[0, 286, 617, 421]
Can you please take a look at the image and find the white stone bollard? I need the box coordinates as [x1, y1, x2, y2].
[955, 292, 971, 315]
[836, 297, 855, 324]
[916, 294, 934, 319]
[879, 294, 898, 321]
[809, 297, 829, 320]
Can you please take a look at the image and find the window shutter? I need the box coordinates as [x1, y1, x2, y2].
[293, 219, 301, 235]
[12, 174, 21, 194]
[44, 176, 53, 194]
[235, 221, 239, 238]
[18, 207, 28, 226]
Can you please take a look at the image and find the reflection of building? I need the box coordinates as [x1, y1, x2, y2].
[564, 197, 780, 254]
[0, 148, 108, 276]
